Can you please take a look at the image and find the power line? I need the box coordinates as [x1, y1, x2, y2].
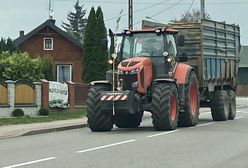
[186, 0, 195, 15]
[55, 0, 248, 5]
[148, 0, 184, 19]
[104, 0, 174, 22]
[127, 0, 184, 30]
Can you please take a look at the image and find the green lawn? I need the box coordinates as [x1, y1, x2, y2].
[0, 110, 86, 126]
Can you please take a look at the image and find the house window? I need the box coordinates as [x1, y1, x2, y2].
[44, 38, 53, 50]
[57, 65, 72, 83]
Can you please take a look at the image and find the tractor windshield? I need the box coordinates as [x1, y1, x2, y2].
[121, 32, 164, 59]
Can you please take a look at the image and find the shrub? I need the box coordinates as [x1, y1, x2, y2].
[12, 109, 24, 117]
[39, 108, 49, 116]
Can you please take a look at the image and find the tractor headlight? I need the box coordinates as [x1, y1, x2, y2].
[167, 57, 173, 63]
[108, 59, 113, 64]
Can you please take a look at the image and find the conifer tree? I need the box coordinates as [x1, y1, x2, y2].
[82, 7, 97, 83]
[62, 0, 87, 41]
[82, 6, 108, 83]
[95, 7, 108, 80]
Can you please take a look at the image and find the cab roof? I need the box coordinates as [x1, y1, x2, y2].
[123, 27, 178, 34]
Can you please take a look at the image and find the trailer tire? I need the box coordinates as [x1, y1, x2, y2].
[86, 86, 114, 132]
[227, 90, 236, 120]
[178, 71, 200, 127]
[115, 113, 143, 128]
[210, 90, 229, 121]
[151, 83, 179, 131]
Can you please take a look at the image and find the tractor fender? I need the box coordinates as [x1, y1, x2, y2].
[173, 63, 193, 85]
[153, 78, 179, 95]
[90, 80, 112, 88]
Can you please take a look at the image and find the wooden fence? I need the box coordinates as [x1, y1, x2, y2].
[15, 80, 35, 105]
[0, 80, 7, 104]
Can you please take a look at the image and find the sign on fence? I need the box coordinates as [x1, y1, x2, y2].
[49, 81, 68, 108]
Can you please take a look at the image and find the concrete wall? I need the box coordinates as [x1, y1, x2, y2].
[0, 80, 41, 117]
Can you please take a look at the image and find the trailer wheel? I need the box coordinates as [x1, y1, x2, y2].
[210, 90, 229, 121]
[227, 90, 236, 120]
[86, 86, 114, 132]
[178, 71, 200, 127]
[115, 112, 143, 128]
[151, 83, 178, 131]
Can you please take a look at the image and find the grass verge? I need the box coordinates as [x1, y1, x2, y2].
[0, 110, 86, 126]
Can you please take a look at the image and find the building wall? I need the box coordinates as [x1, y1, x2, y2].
[19, 27, 83, 83]
[237, 68, 248, 85]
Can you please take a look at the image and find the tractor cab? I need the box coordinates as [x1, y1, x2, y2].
[118, 28, 179, 80]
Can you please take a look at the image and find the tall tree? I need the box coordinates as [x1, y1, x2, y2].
[94, 7, 108, 80]
[62, 0, 87, 41]
[171, 9, 210, 23]
[82, 6, 108, 83]
[82, 7, 97, 83]
[0, 37, 17, 54]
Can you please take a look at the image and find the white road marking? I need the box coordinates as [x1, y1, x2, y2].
[196, 122, 215, 127]
[235, 116, 243, 119]
[76, 139, 136, 153]
[147, 130, 179, 138]
[2, 157, 56, 168]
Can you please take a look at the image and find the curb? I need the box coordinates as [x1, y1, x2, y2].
[22, 123, 88, 136]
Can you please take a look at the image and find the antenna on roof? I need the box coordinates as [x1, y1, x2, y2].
[48, 0, 54, 19]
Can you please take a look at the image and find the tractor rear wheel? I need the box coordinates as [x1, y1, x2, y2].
[227, 90, 236, 120]
[86, 85, 114, 132]
[210, 90, 229, 121]
[115, 112, 143, 128]
[178, 71, 200, 127]
[151, 83, 179, 131]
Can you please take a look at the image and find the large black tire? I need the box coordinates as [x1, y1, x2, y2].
[115, 112, 143, 128]
[210, 90, 229, 121]
[86, 85, 114, 132]
[178, 71, 200, 127]
[151, 83, 179, 131]
[227, 90, 236, 120]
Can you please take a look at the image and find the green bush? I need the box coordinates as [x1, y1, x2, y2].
[39, 108, 49, 116]
[12, 109, 24, 117]
[0, 52, 44, 81]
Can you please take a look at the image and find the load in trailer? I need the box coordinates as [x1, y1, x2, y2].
[86, 19, 240, 132]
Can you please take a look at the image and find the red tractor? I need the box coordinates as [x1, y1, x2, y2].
[86, 27, 199, 131]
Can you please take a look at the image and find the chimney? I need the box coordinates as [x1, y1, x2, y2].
[47, 19, 56, 25]
[19, 30, 24, 38]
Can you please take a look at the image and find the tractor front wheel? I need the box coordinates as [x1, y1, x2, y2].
[151, 83, 179, 131]
[86, 85, 114, 132]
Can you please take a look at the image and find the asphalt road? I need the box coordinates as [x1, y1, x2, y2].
[1, 98, 248, 168]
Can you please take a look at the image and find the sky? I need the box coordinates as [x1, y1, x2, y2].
[0, 0, 247, 45]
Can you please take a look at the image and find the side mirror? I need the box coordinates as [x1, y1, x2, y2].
[109, 29, 115, 56]
[177, 34, 185, 47]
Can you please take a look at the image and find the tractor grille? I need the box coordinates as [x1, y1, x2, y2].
[119, 73, 137, 90]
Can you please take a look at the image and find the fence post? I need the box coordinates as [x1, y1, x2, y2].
[67, 81, 75, 109]
[6, 80, 15, 116]
[34, 82, 41, 114]
[40, 79, 49, 109]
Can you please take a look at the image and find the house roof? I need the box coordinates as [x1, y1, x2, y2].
[14, 19, 82, 49]
[239, 46, 248, 68]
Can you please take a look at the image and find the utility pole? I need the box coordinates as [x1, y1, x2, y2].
[200, 0, 205, 19]
[128, 0, 133, 29]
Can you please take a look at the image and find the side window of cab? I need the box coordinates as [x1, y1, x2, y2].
[166, 34, 177, 57]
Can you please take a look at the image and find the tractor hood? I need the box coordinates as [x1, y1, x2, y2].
[118, 57, 152, 71]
